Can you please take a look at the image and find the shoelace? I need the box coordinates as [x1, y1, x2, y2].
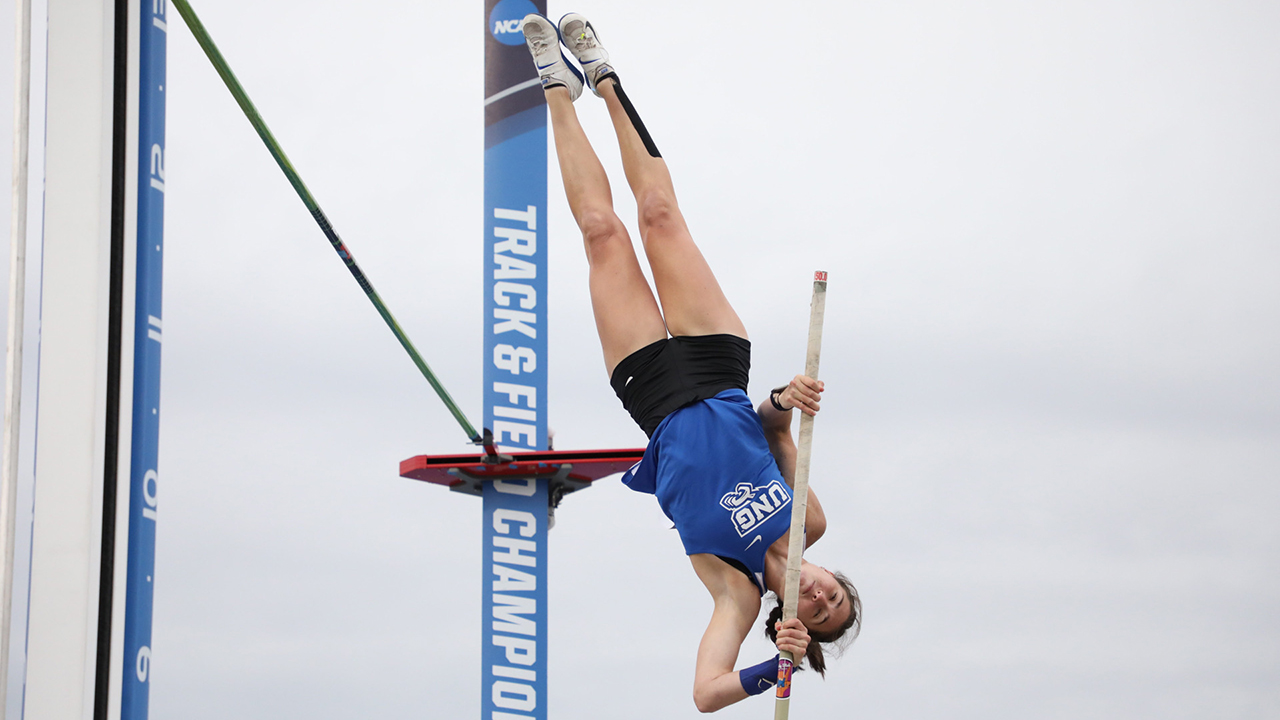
[526, 36, 552, 54]
[564, 24, 595, 51]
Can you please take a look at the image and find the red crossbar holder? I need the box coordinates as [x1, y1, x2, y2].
[400, 448, 646, 497]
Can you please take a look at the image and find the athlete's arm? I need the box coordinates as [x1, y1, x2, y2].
[690, 555, 798, 712]
[757, 375, 828, 546]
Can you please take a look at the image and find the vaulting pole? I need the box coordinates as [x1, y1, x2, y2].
[1, 1, 33, 715]
[774, 271, 828, 720]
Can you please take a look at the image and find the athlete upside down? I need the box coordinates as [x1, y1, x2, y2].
[522, 12, 861, 712]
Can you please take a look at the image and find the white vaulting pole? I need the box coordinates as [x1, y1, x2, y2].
[1, 0, 33, 715]
[774, 271, 828, 720]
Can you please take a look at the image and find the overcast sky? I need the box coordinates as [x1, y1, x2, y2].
[3, 0, 1279, 718]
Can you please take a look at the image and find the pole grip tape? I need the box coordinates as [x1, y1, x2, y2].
[775, 655, 794, 699]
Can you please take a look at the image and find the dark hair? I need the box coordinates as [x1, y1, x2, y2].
[763, 571, 861, 677]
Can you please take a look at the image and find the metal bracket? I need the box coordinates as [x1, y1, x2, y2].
[476, 427, 513, 465]
[446, 462, 592, 529]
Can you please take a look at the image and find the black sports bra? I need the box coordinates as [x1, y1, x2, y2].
[716, 554, 763, 593]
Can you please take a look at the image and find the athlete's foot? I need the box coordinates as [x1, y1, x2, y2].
[521, 14, 583, 100]
[558, 13, 617, 98]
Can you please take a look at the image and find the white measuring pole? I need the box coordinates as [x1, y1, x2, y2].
[2, 1, 33, 715]
[774, 271, 827, 720]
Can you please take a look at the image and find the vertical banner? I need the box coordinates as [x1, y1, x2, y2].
[121, 0, 167, 716]
[484, 0, 548, 453]
[484, 2, 549, 719]
[481, 479, 548, 720]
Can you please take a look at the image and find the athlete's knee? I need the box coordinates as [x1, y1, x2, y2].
[636, 190, 679, 232]
[577, 209, 628, 260]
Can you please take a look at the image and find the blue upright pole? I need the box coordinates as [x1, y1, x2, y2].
[483, 0, 548, 454]
[483, 2, 550, 718]
[482, 478, 549, 720]
[121, 1, 167, 716]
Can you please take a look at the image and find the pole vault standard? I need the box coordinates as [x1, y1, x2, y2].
[402, 6, 632, 720]
[482, 0, 551, 455]
[400, 450, 642, 720]
[1, 0, 33, 713]
[477, 5, 559, 712]
[13, 2, 166, 717]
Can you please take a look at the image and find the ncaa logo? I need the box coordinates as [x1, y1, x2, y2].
[719, 480, 791, 537]
[489, 0, 539, 46]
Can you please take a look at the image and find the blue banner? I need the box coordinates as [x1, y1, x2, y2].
[484, 0, 547, 453]
[483, 3, 550, 719]
[121, 1, 167, 716]
[481, 479, 549, 720]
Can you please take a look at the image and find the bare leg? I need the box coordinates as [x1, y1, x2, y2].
[546, 87, 667, 375]
[597, 79, 748, 340]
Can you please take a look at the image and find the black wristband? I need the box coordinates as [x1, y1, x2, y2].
[770, 386, 789, 412]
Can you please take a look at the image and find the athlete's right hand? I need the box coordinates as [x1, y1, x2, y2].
[779, 375, 823, 416]
[774, 617, 811, 659]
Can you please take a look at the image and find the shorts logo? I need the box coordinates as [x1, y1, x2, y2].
[719, 480, 791, 538]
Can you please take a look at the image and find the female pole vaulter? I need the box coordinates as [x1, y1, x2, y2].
[521, 13, 861, 712]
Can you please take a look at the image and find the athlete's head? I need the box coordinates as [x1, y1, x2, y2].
[764, 565, 860, 676]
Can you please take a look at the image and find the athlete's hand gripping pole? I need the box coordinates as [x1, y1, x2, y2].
[774, 271, 828, 720]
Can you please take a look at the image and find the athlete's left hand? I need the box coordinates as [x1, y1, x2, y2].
[779, 375, 823, 416]
[774, 617, 811, 659]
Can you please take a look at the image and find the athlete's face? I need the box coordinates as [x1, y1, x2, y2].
[796, 564, 851, 635]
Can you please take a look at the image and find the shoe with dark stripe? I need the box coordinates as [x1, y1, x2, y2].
[558, 13, 616, 98]
[521, 14, 583, 100]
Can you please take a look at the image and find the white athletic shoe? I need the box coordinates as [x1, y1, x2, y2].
[521, 14, 583, 100]
[558, 13, 616, 97]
